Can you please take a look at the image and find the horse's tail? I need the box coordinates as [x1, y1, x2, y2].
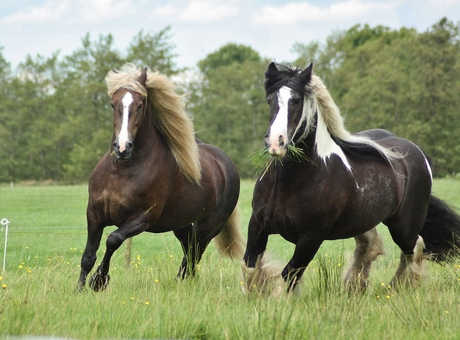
[213, 206, 246, 260]
[420, 194, 460, 261]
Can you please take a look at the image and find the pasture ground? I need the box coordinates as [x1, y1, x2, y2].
[0, 179, 459, 339]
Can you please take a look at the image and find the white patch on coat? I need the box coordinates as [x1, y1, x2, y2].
[315, 111, 352, 170]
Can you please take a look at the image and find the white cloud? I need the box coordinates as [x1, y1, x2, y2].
[154, 4, 178, 18]
[153, 0, 238, 23]
[428, 0, 460, 4]
[254, 0, 399, 25]
[78, 0, 134, 23]
[1, 0, 134, 25]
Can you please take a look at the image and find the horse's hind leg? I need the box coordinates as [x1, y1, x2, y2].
[174, 222, 219, 279]
[391, 235, 426, 287]
[343, 228, 385, 292]
[174, 224, 200, 279]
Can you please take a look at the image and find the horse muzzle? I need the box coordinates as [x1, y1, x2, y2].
[265, 135, 287, 158]
[112, 140, 134, 160]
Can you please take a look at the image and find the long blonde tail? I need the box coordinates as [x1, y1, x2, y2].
[213, 206, 246, 260]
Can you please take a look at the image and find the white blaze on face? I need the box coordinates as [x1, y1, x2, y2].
[118, 92, 133, 152]
[268, 86, 291, 156]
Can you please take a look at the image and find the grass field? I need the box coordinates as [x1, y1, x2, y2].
[0, 178, 459, 339]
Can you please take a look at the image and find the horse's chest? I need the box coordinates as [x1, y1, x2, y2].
[257, 188, 302, 241]
[94, 185, 148, 224]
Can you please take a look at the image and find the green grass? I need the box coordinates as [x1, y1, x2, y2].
[0, 179, 460, 339]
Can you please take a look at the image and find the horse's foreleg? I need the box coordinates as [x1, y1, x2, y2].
[278, 235, 323, 295]
[77, 211, 104, 292]
[89, 217, 150, 292]
[241, 215, 273, 293]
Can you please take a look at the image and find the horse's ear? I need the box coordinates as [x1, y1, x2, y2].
[267, 62, 278, 73]
[139, 67, 148, 87]
[299, 63, 313, 83]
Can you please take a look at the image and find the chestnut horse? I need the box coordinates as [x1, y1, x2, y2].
[242, 62, 460, 295]
[77, 64, 244, 292]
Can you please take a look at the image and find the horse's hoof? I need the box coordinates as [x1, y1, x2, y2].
[75, 283, 85, 293]
[89, 272, 110, 292]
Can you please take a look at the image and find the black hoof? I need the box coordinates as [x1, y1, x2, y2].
[89, 272, 110, 292]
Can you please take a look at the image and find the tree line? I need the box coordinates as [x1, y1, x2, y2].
[0, 18, 459, 182]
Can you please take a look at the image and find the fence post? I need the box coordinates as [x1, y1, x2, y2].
[1, 218, 10, 273]
[124, 237, 132, 268]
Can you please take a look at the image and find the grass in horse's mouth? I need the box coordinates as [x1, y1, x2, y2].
[251, 145, 310, 180]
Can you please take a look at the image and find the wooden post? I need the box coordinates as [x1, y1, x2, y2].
[124, 237, 132, 268]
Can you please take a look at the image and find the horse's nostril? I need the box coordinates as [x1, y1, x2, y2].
[126, 142, 133, 151]
[278, 135, 285, 147]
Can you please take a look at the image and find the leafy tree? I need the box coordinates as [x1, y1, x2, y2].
[292, 19, 460, 176]
[0, 46, 12, 181]
[1, 20, 459, 182]
[197, 43, 261, 75]
[58, 33, 123, 181]
[0, 53, 65, 181]
[189, 44, 267, 177]
[126, 26, 182, 74]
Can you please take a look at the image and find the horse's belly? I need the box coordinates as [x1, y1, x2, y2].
[259, 183, 397, 242]
[326, 193, 397, 239]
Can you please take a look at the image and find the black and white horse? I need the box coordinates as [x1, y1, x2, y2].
[242, 62, 460, 294]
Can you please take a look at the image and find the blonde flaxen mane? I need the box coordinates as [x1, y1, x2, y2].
[105, 63, 202, 183]
[307, 74, 402, 165]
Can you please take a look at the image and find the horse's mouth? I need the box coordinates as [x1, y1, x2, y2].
[268, 147, 287, 159]
[111, 150, 131, 160]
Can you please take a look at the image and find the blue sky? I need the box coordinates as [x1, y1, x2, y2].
[0, 0, 459, 70]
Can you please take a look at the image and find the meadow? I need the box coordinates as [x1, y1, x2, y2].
[0, 178, 459, 339]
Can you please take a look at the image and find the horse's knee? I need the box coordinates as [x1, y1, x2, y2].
[106, 232, 125, 251]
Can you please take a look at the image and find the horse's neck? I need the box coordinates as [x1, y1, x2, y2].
[138, 112, 169, 156]
[297, 129, 318, 162]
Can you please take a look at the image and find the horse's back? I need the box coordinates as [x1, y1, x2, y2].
[357, 129, 430, 172]
[356, 128, 396, 141]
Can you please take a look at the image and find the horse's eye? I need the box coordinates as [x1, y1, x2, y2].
[291, 98, 302, 106]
